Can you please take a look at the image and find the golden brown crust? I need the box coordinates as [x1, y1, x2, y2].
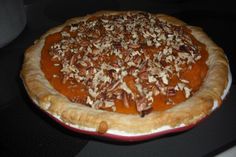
[21, 11, 230, 135]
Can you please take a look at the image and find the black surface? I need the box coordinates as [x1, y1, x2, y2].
[0, 97, 88, 157]
[0, 0, 236, 156]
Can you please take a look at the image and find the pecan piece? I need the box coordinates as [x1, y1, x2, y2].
[138, 71, 148, 80]
[113, 89, 124, 99]
[85, 78, 93, 86]
[111, 62, 120, 68]
[113, 42, 122, 49]
[124, 55, 131, 62]
[167, 87, 176, 96]
[139, 61, 147, 73]
[96, 92, 106, 101]
[107, 80, 120, 92]
[129, 44, 140, 49]
[127, 66, 136, 75]
[108, 69, 119, 80]
[122, 92, 129, 108]
[88, 67, 96, 75]
[179, 45, 194, 53]
[69, 55, 77, 65]
[136, 97, 148, 112]
[78, 67, 87, 76]
[87, 30, 101, 39]
[140, 107, 153, 117]
[80, 39, 90, 47]
[152, 85, 160, 96]
[165, 98, 174, 105]
[136, 97, 152, 117]
[62, 76, 69, 84]
[149, 67, 160, 76]
[133, 55, 142, 65]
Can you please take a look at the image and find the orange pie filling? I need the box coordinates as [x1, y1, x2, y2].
[41, 12, 208, 117]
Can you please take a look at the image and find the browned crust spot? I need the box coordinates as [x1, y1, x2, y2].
[97, 121, 108, 134]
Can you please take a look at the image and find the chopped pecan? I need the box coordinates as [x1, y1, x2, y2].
[179, 44, 193, 53]
[152, 85, 160, 96]
[78, 67, 87, 76]
[84, 60, 92, 67]
[138, 71, 148, 80]
[122, 92, 129, 108]
[80, 39, 90, 47]
[139, 61, 147, 73]
[106, 92, 113, 99]
[107, 80, 120, 92]
[87, 30, 101, 39]
[136, 97, 152, 116]
[111, 62, 120, 68]
[85, 69, 95, 80]
[92, 48, 100, 55]
[88, 67, 96, 75]
[87, 52, 94, 58]
[149, 67, 160, 76]
[113, 42, 122, 49]
[127, 66, 136, 75]
[140, 107, 153, 117]
[85, 78, 93, 86]
[108, 69, 119, 80]
[165, 98, 174, 105]
[160, 59, 167, 67]
[97, 82, 109, 91]
[133, 55, 142, 65]
[136, 97, 146, 112]
[124, 55, 131, 62]
[129, 44, 140, 49]
[167, 87, 176, 96]
[69, 55, 77, 65]
[113, 89, 124, 99]
[107, 69, 116, 78]
[62, 76, 69, 84]
[96, 92, 106, 101]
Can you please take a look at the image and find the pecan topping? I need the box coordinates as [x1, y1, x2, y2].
[48, 12, 203, 116]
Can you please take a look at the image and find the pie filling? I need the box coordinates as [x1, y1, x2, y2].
[41, 12, 208, 117]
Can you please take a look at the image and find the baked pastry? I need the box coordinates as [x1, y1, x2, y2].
[21, 11, 231, 139]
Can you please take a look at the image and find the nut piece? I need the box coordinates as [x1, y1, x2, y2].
[97, 121, 108, 134]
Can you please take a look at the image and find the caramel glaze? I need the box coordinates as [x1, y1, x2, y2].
[41, 29, 208, 114]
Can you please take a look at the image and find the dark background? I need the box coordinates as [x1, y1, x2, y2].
[0, 0, 235, 156]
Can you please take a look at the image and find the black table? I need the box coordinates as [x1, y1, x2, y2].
[0, 0, 236, 156]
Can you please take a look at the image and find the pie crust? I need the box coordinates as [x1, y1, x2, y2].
[21, 11, 230, 136]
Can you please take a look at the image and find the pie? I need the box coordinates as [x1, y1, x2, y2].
[21, 11, 231, 137]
